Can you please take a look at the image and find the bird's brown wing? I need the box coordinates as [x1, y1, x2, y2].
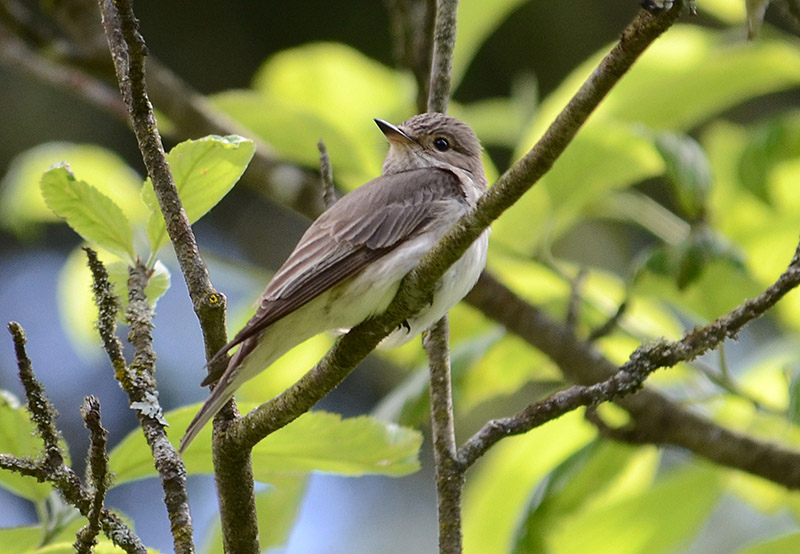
[201, 168, 466, 385]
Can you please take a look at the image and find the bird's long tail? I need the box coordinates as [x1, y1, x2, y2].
[178, 377, 237, 454]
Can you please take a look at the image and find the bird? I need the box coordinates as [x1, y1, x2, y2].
[179, 112, 489, 453]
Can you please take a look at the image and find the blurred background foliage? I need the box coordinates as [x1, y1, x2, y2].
[2, 0, 800, 553]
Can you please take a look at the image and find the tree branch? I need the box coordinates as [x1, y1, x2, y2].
[465, 247, 800, 488]
[427, 0, 458, 114]
[4, 322, 147, 554]
[317, 139, 338, 209]
[424, 318, 463, 553]
[126, 263, 195, 554]
[8, 321, 65, 470]
[0, 0, 329, 220]
[95, 2, 257, 551]
[385, 0, 436, 113]
[74, 396, 110, 554]
[0, 23, 129, 121]
[84, 249, 195, 553]
[96, 0, 226, 349]
[423, 1, 465, 551]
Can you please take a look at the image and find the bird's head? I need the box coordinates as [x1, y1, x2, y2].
[375, 113, 484, 185]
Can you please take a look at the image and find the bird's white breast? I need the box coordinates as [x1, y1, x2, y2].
[379, 228, 489, 348]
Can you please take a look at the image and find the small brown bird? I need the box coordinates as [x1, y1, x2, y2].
[180, 113, 489, 453]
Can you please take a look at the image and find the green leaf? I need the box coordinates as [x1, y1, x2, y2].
[0, 525, 42, 553]
[237, 334, 334, 403]
[41, 165, 136, 263]
[202, 476, 306, 553]
[738, 113, 800, 204]
[0, 391, 55, 501]
[38, 501, 85, 548]
[374, 323, 512, 427]
[504, 26, 800, 254]
[452, 97, 527, 148]
[371, 367, 431, 427]
[109, 406, 422, 485]
[57, 247, 115, 358]
[0, 143, 145, 237]
[460, 332, 558, 411]
[652, 130, 713, 220]
[581, 25, 800, 131]
[142, 135, 255, 255]
[214, 91, 370, 182]
[702, 0, 747, 24]
[737, 533, 800, 554]
[452, 0, 528, 89]
[145, 260, 171, 308]
[463, 411, 595, 554]
[544, 464, 723, 554]
[701, 118, 800, 329]
[252, 42, 413, 141]
[214, 43, 416, 190]
[57, 249, 168, 359]
[497, 120, 664, 253]
[512, 441, 660, 553]
[635, 226, 748, 295]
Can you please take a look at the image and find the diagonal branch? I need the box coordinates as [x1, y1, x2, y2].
[96, 0, 226, 357]
[464, 247, 800, 487]
[0, 23, 129, 121]
[0, 0, 328, 220]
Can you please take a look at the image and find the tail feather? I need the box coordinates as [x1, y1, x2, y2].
[179, 379, 236, 454]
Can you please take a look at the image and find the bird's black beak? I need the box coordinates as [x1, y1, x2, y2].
[375, 118, 416, 145]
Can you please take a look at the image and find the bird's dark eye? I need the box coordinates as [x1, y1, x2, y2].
[433, 137, 450, 152]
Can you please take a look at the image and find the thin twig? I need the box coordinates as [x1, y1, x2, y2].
[16, 0, 800, 496]
[566, 268, 588, 330]
[82, 248, 126, 373]
[0, 25, 129, 122]
[84, 249, 196, 553]
[385, 0, 436, 112]
[317, 139, 338, 209]
[127, 263, 195, 554]
[9, 321, 66, 472]
[424, 1, 464, 552]
[427, 0, 459, 113]
[96, 0, 227, 358]
[459, 378, 618, 468]
[85, 248, 196, 554]
[587, 298, 629, 342]
[0, 0, 56, 47]
[74, 396, 110, 554]
[460, 262, 800, 467]
[5, 323, 147, 554]
[424, 318, 464, 554]
[1, 1, 328, 219]
[617, 241, 800, 391]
